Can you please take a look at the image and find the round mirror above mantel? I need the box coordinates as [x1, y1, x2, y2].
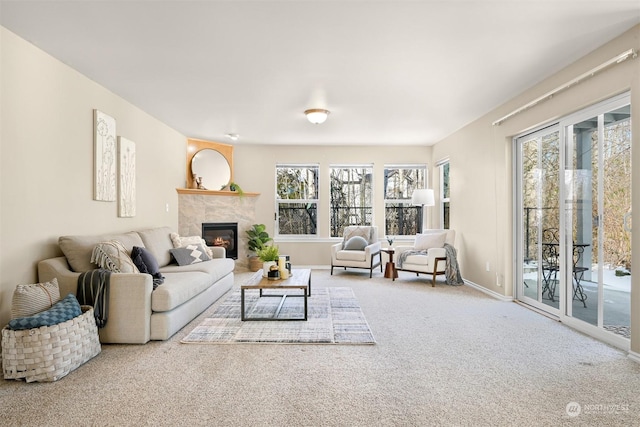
[181, 138, 259, 197]
[191, 148, 231, 190]
[186, 138, 234, 190]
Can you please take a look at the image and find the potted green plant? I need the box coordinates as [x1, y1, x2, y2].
[228, 181, 244, 196]
[246, 224, 272, 272]
[256, 244, 279, 277]
[219, 181, 244, 197]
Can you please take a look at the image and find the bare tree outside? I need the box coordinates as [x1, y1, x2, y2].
[330, 166, 373, 237]
[522, 111, 631, 271]
[276, 165, 319, 235]
[383, 165, 426, 236]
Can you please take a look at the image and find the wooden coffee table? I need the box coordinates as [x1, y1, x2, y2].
[240, 268, 311, 321]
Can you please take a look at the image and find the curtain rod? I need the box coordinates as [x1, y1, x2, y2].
[492, 48, 637, 126]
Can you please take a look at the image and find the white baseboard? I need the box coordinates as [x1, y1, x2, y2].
[298, 265, 330, 270]
[463, 279, 513, 301]
[308, 267, 514, 302]
[628, 350, 640, 364]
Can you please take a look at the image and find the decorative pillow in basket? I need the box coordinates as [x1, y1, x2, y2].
[11, 278, 61, 319]
[2, 292, 101, 383]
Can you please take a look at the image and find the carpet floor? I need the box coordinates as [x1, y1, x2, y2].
[1, 270, 639, 426]
[181, 287, 375, 344]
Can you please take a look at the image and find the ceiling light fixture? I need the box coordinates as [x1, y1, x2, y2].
[304, 108, 330, 124]
[225, 133, 239, 141]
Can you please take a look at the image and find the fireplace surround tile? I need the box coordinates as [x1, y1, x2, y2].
[178, 194, 257, 270]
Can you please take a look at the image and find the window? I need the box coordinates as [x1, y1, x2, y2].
[330, 165, 373, 237]
[439, 161, 450, 229]
[383, 164, 426, 236]
[275, 164, 319, 236]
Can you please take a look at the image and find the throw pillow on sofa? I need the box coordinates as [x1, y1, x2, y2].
[91, 240, 139, 273]
[170, 244, 212, 266]
[170, 232, 214, 258]
[11, 278, 61, 319]
[131, 246, 165, 289]
[8, 293, 82, 330]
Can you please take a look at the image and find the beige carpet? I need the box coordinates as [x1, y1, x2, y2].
[1, 270, 639, 426]
[181, 287, 375, 344]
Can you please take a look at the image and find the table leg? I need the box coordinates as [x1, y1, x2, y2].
[304, 292, 308, 320]
[241, 288, 246, 321]
[384, 262, 397, 280]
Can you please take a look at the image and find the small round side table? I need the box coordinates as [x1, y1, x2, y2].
[381, 248, 398, 280]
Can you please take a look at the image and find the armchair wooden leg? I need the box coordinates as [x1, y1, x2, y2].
[431, 271, 437, 287]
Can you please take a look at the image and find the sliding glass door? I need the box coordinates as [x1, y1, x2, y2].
[516, 93, 631, 345]
[517, 126, 561, 314]
[563, 99, 631, 340]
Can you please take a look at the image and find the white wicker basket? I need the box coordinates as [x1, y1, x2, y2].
[2, 306, 101, 382]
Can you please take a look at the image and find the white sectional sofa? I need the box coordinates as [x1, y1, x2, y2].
[37, 226, 234, 344]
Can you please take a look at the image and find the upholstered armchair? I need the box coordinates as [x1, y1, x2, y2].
[331, 226, 382, 278]
[395, 229, 457, 286]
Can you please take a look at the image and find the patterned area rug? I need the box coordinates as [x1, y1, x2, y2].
[181, 287, 376, 344]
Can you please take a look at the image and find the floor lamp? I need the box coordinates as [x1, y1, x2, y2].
[411, 189, 435, 233]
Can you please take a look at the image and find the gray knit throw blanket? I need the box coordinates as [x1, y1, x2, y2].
[444, 243, 464, 285]
[77, 269, 111, 328]
[397, 243, 463, 285]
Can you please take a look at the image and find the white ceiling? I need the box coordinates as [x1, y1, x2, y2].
[1, 1, 639, 146]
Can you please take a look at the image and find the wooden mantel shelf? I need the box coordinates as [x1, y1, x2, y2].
[176, 188, 260, 197]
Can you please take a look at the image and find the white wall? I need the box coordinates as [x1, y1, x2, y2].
[0, 27, 185, 326]
[432, 25, 640, 351]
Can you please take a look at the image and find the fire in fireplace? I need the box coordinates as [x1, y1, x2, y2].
[201, 222, 238, 259]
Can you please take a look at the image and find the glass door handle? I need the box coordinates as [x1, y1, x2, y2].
[624, 211, 632, 232]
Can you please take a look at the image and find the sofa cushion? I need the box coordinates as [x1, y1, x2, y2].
[404, 254, 431, 265]
[92, 240, 139, 273]
[131, 246, 165, 289]
[160, 258, 235, 283]
[11, 278, 61, 319]
[344, 236, 368, 251]
[59, 232, 144, 272]
[136, 227, 174, 267]
[8, 293, 82, 330]
[151, 271, 213, 312]
[415, 232, 446, 251]
[336, 250, 367, 262]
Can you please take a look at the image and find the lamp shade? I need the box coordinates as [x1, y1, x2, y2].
[304, 109, 330, 124]
[411, 189, 435, 206]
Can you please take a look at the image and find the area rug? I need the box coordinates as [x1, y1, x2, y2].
[181, 287, 375, 344]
